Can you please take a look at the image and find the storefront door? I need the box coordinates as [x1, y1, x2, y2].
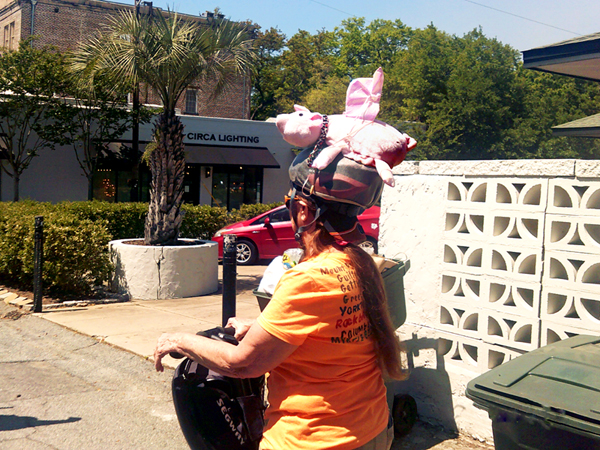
[211, 166, 263, 210]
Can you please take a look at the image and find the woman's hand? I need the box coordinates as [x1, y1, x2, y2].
[226, 317, 255, 340]
[154, 332, 184, 372]
[153, 323, 298, 378]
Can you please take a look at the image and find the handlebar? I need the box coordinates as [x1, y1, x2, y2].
[169, 326, 237, 359]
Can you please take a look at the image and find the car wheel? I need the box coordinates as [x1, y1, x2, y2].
[236, 240, 257, 265]
[358, 237, 378, 254]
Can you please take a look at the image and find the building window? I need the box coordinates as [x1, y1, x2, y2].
[185, 89, 197, 114]
[211, 166, 262, 210]
[3, 22, 15, 50]
[9, 22, 14, 50]
[93, 168, 149, 203]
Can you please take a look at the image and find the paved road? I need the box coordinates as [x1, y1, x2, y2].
[0, 306, 189, 450]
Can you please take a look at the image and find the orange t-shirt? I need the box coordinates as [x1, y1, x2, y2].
[257, 251, 388, 450]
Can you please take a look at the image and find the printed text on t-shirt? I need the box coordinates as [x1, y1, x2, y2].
[323, 263, 371, 344]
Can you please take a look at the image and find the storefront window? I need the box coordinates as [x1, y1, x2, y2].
[229, 170, 245, 210]
[212, 171, 228, 208]
[211, 166, 263, 210]
[93, 169, 117, 202]
[92, 167, 150, 203]
[93, 160, 262, 208]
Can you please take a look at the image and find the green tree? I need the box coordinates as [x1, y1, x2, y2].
[275, 29, 339, 114]
[426, 29, 524, 159]
[508, 68, 600, 159]
[0, 39, 69, 201]
[301, 75, 347, 114]
[297, 18, 413, 116]
[335, 17, 412, 78]
[42, 74, 149, 200]
[250, 26, 286, 120]
[254, 19, 600, 160]
[72, 10, 255, 245]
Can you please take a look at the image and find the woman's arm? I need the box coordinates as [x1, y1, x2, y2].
[154, 321, 297, 378]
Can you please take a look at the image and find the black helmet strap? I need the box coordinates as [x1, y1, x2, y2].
[290, 186, 327, 242]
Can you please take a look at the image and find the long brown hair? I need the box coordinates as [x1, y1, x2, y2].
[298, 206, 408, 380]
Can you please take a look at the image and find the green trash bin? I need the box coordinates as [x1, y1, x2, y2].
[380, 259, 409, 329]
[253, 258, 410, 329]
[254, 289, 272, 312]
[466, 335, 600, 450]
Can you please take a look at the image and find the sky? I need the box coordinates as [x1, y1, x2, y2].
[143, 0, 600, 53]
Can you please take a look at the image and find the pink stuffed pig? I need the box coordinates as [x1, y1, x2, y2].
[275, 68, 416, 187]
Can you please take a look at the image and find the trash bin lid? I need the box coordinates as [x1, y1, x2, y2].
[466, 335, 600, 437]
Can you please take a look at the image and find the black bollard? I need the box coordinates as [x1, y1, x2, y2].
[222, 234, 237, 326]
[33, 216, 44, 313]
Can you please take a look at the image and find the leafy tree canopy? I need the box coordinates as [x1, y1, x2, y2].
[251, 19, 600, 160]
[0, 38, 69, 201]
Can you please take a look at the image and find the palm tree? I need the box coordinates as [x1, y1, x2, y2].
[71, 9, 255, 245]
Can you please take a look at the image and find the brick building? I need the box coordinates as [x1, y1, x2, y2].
[0, 0, 293, 207]
[0, 0, 251, 119]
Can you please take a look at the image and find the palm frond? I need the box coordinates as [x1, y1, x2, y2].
[71, 9, 255, 114]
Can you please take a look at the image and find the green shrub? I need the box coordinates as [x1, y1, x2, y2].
[180, 204, 229, 240]
[0, 200, 283, 296]
[0, 206, 112, 296]
[227, 202, 283, 225]
[61, 201, 148, 240]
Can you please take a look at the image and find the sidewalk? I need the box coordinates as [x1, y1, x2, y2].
[36, 264, 265, 370]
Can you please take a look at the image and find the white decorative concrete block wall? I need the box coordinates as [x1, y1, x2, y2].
[380, 160, 600, 441]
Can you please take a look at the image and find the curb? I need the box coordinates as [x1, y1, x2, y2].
[0, 289, 129, 312]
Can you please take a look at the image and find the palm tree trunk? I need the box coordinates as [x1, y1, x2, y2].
[144, 111, 185, 245]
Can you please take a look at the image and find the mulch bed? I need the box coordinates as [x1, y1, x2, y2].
[0, 283, 114, 306]
[0, 283, 59, 305]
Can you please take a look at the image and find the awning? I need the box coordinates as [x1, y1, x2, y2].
[522, 32, 600, 81]
[552, 113, 600, 138]
[112, 139, 281, 168]
[184, 144, 280, 168]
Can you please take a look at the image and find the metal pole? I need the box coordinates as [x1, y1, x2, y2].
[33, 216, 43, 313]
[222, 234, 237, 326]
[132, 0, 141, 202]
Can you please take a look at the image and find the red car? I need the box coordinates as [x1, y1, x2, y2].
[212, 205, 380, 265]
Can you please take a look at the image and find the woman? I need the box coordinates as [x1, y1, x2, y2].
[154, 149, 407, 450]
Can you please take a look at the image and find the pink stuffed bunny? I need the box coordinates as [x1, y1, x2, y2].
[275, 68, 416, 187]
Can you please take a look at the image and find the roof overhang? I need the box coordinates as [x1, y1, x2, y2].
[552, 113, 600, 138]
[522, 32, 600, 81]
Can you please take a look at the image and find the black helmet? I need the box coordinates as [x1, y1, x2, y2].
[288, 148, 383, 243]
[289, 147, 384, 215]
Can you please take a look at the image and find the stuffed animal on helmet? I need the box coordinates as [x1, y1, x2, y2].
[275, 67, 417, 187]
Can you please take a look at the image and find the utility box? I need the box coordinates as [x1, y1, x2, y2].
[466, 335, 600, 450]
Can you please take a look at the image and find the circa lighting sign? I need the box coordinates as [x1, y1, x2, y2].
[186, 132, 260, 144]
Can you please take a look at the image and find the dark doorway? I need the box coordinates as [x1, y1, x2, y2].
[183, 165, 200, 205]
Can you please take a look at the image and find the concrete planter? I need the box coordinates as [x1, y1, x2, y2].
[109, 238, 219, 300]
